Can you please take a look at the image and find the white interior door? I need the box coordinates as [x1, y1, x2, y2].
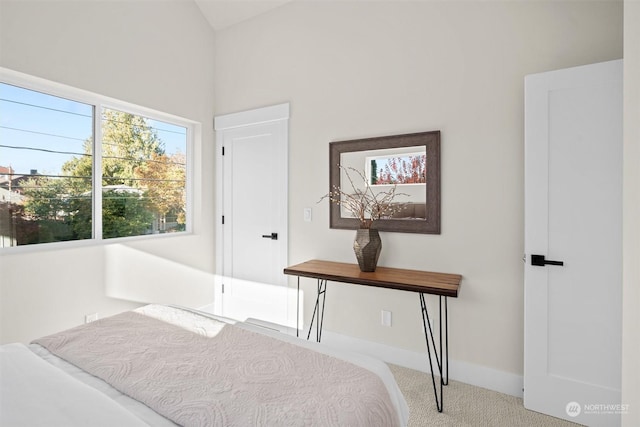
[524, 60, 622, 426]
[214, 104, 292, 326]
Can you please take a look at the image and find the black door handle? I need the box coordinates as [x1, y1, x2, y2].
[261, 232, 278, 240]
[531, 254, 564, 267]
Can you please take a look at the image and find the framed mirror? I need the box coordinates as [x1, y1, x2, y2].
[329, 131, 440, 234]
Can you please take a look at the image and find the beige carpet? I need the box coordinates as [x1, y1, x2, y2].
[389, 364, 582, 427]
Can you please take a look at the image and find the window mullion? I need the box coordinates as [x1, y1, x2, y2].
[185, 125, 194, 234]
[93, 104, 103, 240]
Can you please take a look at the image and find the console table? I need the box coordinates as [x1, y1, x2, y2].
[283, 259, 462, 412]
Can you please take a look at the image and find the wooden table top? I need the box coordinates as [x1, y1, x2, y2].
[284, 259, 461, 298]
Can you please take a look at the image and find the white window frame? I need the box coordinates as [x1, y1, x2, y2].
[0, 67, 195, 253]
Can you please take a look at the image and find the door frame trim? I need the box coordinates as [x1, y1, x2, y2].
[215, 103, 290, 131]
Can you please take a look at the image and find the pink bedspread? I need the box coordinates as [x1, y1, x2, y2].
[34, 311, 400, 427]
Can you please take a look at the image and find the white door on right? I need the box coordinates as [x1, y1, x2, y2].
[524, 60, 623, 426]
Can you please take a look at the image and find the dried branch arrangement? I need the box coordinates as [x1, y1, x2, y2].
[319, 166, 409, 229]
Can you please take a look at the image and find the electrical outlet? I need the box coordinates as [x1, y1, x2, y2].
[381, 310, 392, 327]
[85, 313, 98, 323]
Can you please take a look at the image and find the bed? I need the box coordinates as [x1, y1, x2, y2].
[1, 305, 409, 426]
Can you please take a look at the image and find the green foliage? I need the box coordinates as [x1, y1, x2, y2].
[101, 190, 154, 239]
[100, 109, 164, 186]
[61, 139, 93, 194]
[68, 194, 92, 240]
[16, 109, 185, 243]
[67, 190, 154, 240]
[22, 176, 69, 220]
[134, 152, 186, 224]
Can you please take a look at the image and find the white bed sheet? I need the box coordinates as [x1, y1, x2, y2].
[28, 343, 178, 427]
[1, 343, 152, 427]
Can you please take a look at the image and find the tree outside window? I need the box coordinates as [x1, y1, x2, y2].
[0, 81, 189, 248]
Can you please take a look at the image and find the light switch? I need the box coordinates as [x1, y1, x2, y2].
[381, 310, 392, 327]
[303, 207, 312, 222]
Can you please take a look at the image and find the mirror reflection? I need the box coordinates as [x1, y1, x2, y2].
[340, 146, 427, 219]
[329, 131, 440, 234]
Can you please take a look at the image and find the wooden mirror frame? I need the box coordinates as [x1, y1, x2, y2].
[329, 131, 441, 234]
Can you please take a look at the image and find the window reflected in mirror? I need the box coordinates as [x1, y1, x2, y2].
[329, 131, 440, 234]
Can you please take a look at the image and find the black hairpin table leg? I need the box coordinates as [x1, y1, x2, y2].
[419, 293, 449, 412]
[307, 279, 327, 342]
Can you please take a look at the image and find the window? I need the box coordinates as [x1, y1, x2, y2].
[99, 108, 187, 239]
[0, 74, 191, 248]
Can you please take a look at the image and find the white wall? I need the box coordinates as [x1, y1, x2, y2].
[214, 0, 623, 381]
[0, 1, 216, 344]
[622, 0, 640, 424]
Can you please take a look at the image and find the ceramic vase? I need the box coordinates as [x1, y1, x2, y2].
[353, 228, 382, 272]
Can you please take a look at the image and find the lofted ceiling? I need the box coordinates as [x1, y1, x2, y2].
[194, 0, 294, 31]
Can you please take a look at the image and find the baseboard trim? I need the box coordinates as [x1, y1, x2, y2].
[319, 329, 524, 399]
